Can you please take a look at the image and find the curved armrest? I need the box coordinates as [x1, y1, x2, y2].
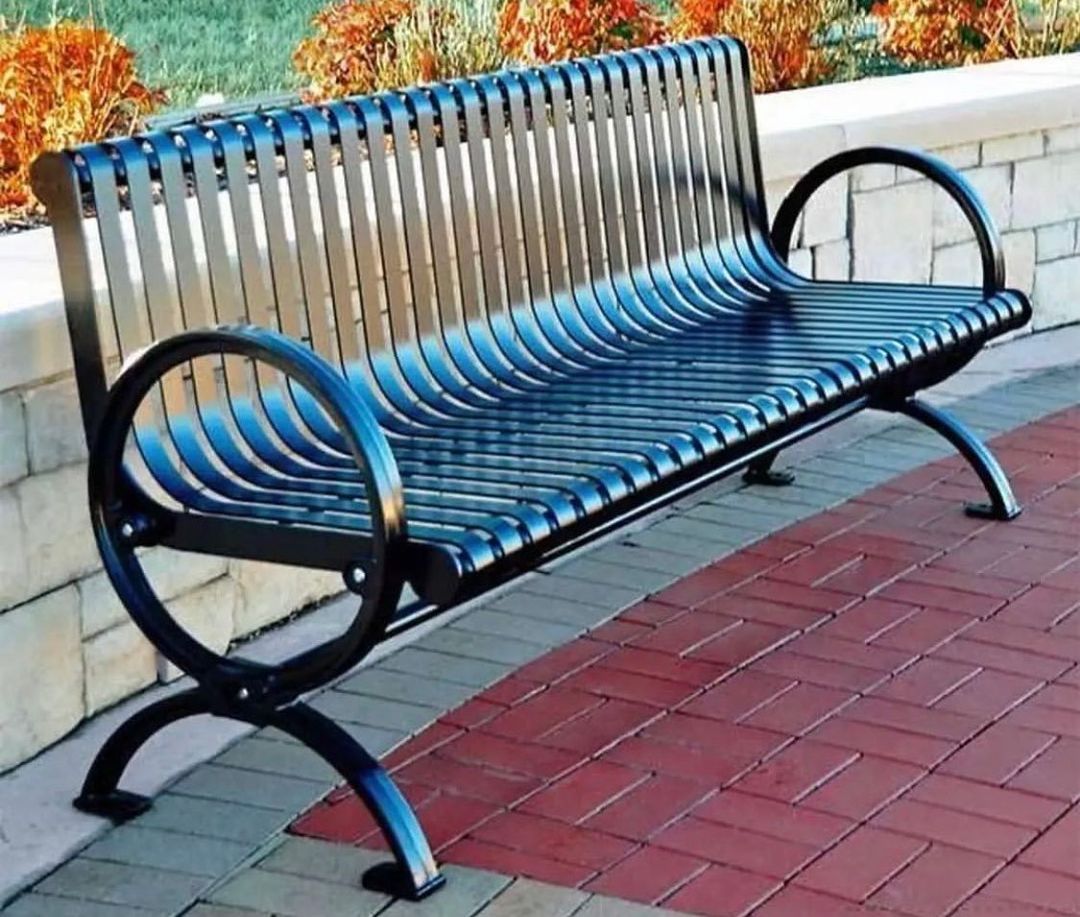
[100, 324, 405, 544]
[771, 146, 1006, 295]
[89, 324, 406, 693]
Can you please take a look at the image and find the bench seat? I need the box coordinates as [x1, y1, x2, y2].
[137, 279, 1028, 605]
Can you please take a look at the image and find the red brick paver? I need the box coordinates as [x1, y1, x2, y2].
[293, 409, 1080, 915]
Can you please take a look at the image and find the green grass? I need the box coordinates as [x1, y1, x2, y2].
[5, 0, 326, 108]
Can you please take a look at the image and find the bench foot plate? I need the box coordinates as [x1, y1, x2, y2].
[74, 789, 152, 823]
[889, 398, 1021, 522]
[965, 501, 1022, 522]
[743, 466, 796, 487]
[362, 862, 447, 900]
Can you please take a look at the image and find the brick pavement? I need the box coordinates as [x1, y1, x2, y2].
[290, 407, 1080, 916]
[1, 358, 1076, 917]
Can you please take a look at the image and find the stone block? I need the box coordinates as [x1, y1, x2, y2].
[81, 550, 236, 640]
[84, 620, 157, 714]
[813, 239, 851, 281]
[146, 547, 230, 603]
[935, 247, 984, 299]
[765, 177, 802, 242]
[23, 377, 88, 474]
[787, 247, 813, 278]
[1013, 151, 1080, 229]
[1046, 125, 1080, 154]
[852, 163, 896, 191]
[1002, 230, 1037, 297]
[934, 142, 981, 170]
[982, 132, 1043, 165]
[157, 576, 240, 682]
[0, 487, 29, 610]
[0, 586, 83, 771]
[1032, 255, 1080, 330]
[1036, 222, 1077, 263]
[853, 181, 933, 283]
[935, 233, 1037, 293]
[230, 560, 340, 638]
[78, 569, 127, 638]
[0, 391, 27, 487]
[933, 164, 1011, 246]
[15, 463, 98, 599]
[801, 174, 849, 247]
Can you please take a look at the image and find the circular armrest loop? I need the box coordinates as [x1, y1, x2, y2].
[90, 324, 406, 700]
[771, 146, 1006, 295]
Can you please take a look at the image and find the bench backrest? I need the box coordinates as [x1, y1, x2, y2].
[33, 37, 767, 442]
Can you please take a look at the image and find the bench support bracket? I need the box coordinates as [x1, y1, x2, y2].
[742, 451, 796, 487]
[73, 687, 444, 901]
[887, 397, 1021, 521]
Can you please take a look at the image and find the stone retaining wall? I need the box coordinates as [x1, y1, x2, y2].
[1, 53, 1079, 772]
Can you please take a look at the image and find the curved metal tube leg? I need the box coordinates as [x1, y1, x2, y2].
[743, 450, 796, 487]
[75, 688, 210, 822]
[893, 398, 1021, 521]
[271, 702, 444, 901]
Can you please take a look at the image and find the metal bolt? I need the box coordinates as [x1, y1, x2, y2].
[349, 566, 366, 588]
[237, 687, 250, 701]
[119, 520, 136, 541]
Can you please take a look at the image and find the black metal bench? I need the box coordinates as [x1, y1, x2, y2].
[33, 36, 1028, 899]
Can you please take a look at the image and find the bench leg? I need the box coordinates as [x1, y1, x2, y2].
[75, 688, 210, 822]
[892, 398, 1021, 521]
[270, 702, 445, 901]
[743, 450, 796, 487]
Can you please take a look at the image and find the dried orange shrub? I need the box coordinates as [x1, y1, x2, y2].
[377, 0, 504, 88]
[295, 0, 504, 98]
[0, 20, 161, 218]
[293, 0, 411, 98]
[671, 0, 839, 92]
[873, 0, 1021, 66]
[499, 0, 668, 63]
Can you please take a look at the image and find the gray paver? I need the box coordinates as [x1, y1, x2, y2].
[784, 469, 867, 498]
[453, 609, 582, 648]
[571, 896, 684, 917]
[549, 557, 674, 594]
[378, 647, 511, 688]
[488, 591, 614, 625]
[169, 764, 327, 814]
[479, 878, 588, 916]
[334, 668, 478, 709]
[208, 868, 384, 917]
[255, 836, 388, 886]
[418, 627, 546, 667]
[587, 542, 702, 578]
[215, 736, 339, 783]
[183, 905, 273, 917]
[720, 485, 837, 511]
[312, 690, 441, 732]
[2, 894, 155, 917]
[264, 721, 408, 758]
[134, 793, 291, 845]
[654, 513, 764, 544]
[624, 528, 728, 562]
[35, 858, 208, 913]
[380, 865, 512, 915]
[799, 456, 894, 486]
[81, 824, 252, 878]
[518, 573, 646, 610]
